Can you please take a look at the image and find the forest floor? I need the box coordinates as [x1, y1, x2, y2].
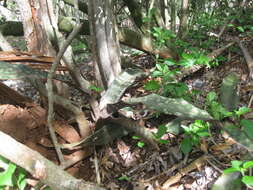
[0, 39, 252, 190]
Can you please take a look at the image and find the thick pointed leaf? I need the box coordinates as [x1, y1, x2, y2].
[220, 73, 239, 111]
[211, 172, 241, 190]
[126, 94, 213, 120]
[0, 62, 69, 81]
[165, 118, 184, 135]
[224, 124, 253, 151]
[100, 68, 146, 109]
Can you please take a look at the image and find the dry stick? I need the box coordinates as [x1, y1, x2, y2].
[47, 23, 83, 165]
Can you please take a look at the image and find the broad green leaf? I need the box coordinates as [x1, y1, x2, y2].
[144, 80, 160, 91]
[137, 141, 145, 148]
[152, 70, 162, 77]
[180, 137, 192, 155]
[243, 161, 253, 169]
[156, 64, 163, 71]
[158, 139, 169, 144]
[155, 125, 167, 139]
[164, 59, 177, 66]
[242, 176, 253, 186]
[125, 94, 213, 120]
[206, 92, 217, 103]
[0, 163, 16, 187]
[223, 167, 239, 174]
[118, 175, 131, 181]
[237, 26, 244, 32]
[231, 160, 243, 171]
[89, 85, 103, 92]
[16, 168, 27, 190]
[132, 136, 140, 140]
[235, 107, 251, 117]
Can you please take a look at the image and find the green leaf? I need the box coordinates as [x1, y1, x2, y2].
[223, 167, 239, 174]
[180, 136, 192, 155]
[231, 160, 243, 171]
[117, 175, 131, 181]
[132, 136, 140, 140]
[16, 168, 27, 190]
[156, 64, 163, 71]
[158, 139, 169, 144]
[144, 80, 160, 91]
[0, 156, 9, 164]
[236, 26, 244, 33]
[152, 70, 163, 77]
[242, 176, 253, 186]
[206, 92, 217, 103]
[243, 161, 253, 169]
[155, 125, 167, 139]
[0, 163, 16, 187]
[241, 119, 253, 139]
[164, 59, 177, 66]
[235, 107, 251, 117]
[44, 188, 52, 190]
[89, 85, 103, 92]
[137, 141, 145, 148]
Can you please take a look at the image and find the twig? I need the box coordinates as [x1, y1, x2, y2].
[93, 148, 101, 184]
[206, 157, 223, 173]
[237, 39, 253, 79]
[162, 155, 209, 188]
[46, 23, 83, 164]
[248, 93, 253, 108]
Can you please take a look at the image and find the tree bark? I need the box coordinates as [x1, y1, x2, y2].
[89, 0, 122, 89]
[178, 0, 189, 38]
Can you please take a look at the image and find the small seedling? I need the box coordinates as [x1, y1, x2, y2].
[180, 120, 210, 154]
[224, 160, 253, 187]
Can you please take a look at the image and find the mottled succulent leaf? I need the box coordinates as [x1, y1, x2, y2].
[125, 94, 213, 120]
[220, 73, 239, 111]
[0, 61, 70, 81]
[242, 176, 253, 186]
[224, 124, 253, 151]
[240, 119, 253, 139]
[211, 172, 241, 190]
[100, 68, 146, 109]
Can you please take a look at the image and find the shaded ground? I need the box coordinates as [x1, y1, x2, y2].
[0, 39, 252, 189]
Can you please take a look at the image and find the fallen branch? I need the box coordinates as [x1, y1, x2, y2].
[0, 131, 105, 190]
[176, 42, 235, 81]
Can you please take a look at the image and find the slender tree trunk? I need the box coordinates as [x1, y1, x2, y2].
[178, 0, 189, 38]
[170, 0, 176, 33]
[89, 0, 122, 89]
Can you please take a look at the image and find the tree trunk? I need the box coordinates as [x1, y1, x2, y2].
[178, 0, 189, 38]
[170, 0, 176, 33]
[89, 0, 122, 89]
